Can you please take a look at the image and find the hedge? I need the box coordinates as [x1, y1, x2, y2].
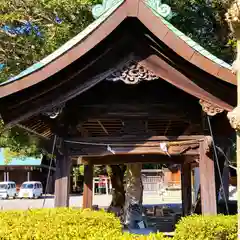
[174, 214, 237, 240]
[0, 208, 123, 240]
[0, 208, 236, 239]
[0, 208, 167, 240]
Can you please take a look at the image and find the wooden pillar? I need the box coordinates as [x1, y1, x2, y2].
[199, 139, 217, 215]
[54, 151, 72, 207]
[83, 164, 93, 209]
[181, 162, 192, 216]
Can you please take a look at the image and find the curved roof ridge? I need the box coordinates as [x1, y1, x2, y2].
[160, 17, 231, 70]
[144, 1, 232, 70]
[0, 0, 235, 93]
[0, 0, 124, 86]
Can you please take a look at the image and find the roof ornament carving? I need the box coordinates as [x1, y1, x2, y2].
[92, 0, 123, 19]
[42, 104, 65, 119]
[106, 60, 158, 84]
[227, 106, 240, 131]
[199, 99, 224, 116]
[145, 0, 173, 21]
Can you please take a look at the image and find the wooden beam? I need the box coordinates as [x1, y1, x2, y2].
[74, 104, 195, 120]
[17, 123, 50, 140]
[54, 150, 72, 207]
[77, 125, 90, 137]
[69, 145, 199, 157]
[66, 136, 202, 156]
[97, 120, 109, 135]
[79, 154, 185, 165]
[164, 120, 171, 135]
[182, 124, 201, 135]
[145, 120, 148, 133]
[65, 135, 206, 143]
[199, 139, 217, 215]
[181, 162, 192, 216]
[83, 163, 93, 209]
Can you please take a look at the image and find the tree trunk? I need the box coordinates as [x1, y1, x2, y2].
[124, 163, 143, 227]
[108, 165, 126, 215]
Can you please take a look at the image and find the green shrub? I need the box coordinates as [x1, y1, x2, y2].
[1, 208, 236, 240]
[0, 208, 123, 240]
[0, 208, 168, 240]
[173, 214, 237, 240]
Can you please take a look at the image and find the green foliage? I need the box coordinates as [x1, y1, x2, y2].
[165, 0, 234, 63]
[0, 0, 95, 82]
[77, 164, 107, 177]
[0, 120, 44, 162]
[3, 148, 32, 164]
[0, 208, 123, 240]
[0, 208, 168, 240]
[0, 209, 237, 239]
[174, 214, 237, 240]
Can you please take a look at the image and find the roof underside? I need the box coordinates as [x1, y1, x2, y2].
[0, 0, 236, 140]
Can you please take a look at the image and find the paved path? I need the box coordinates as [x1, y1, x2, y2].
[0, 194, 181, 210]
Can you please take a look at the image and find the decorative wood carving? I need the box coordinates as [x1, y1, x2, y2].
[227, 106, 240, 131]
[42, 104, 65, 119]
[201, 136, 213, 153]
[199, 99, 224, 116]
[106, 61, 158, 84]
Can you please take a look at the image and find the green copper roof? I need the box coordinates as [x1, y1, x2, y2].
[145, 0, 231, 70]
[0, 0, 231, 86]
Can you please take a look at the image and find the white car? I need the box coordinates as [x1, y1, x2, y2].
[18, 181, 43, 199]
[0, 181, 17, 199]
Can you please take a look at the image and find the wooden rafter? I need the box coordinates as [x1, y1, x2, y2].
[97, 120, 109, 135]
[145, 120, 148, 133]
[182, 124, 202, 135]
[164, 120, 171, 135]
[77, 125, 89, 137]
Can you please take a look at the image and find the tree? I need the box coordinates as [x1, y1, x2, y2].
[166, 0, 235, 63]
[0, 120, 44, 163]
[0, 0, 98, 82]
[108, 165, 126, 211]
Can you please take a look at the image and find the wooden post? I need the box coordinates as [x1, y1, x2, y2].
[181, 162, 192, 216]
[83, 164, 93, 209]
[199, 140, 217, 215]
[54, 151, 72, 207]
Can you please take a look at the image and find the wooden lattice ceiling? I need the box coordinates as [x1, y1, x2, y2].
[79, 118, 192, 138]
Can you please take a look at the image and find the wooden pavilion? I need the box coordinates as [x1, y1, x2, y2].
[0, 0, 237, 216]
